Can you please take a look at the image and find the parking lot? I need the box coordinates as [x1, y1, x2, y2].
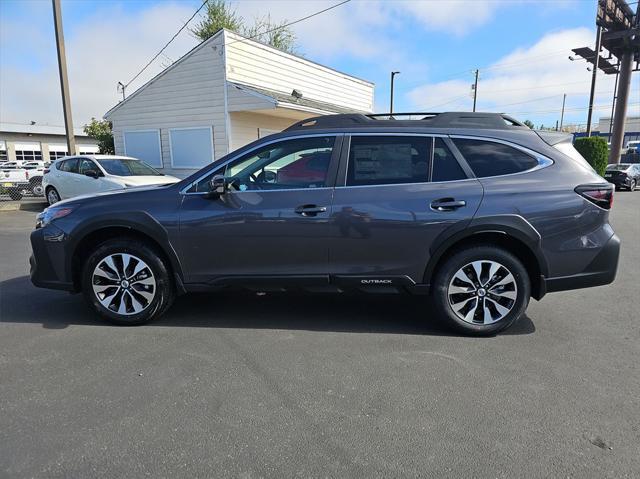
[1, 193, 639, 478]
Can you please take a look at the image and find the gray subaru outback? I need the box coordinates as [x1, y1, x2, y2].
[30, 113, 620, 335]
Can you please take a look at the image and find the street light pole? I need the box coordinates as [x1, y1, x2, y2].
[52, 0, 76, 156]
[586, 26, 602, 137]
[390, 71, 400, 116]
[559, 93, 567, 131]
[472, 69, 479, 112]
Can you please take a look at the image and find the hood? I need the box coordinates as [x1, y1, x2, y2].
[118, 175, 180, 187]
[50, 182, 177, 209]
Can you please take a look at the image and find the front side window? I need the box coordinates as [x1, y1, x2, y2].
[79, 158, 98, 175]
[96, 158, 161, 176]
[346, 136, 429, 186]
[188, 136, 335, 193]
[453, 139, 539, 178]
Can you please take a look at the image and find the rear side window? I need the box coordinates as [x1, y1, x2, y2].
[432, 138, 466, 182]
[453, 139, 538, 178]
[347, 136, 429, 186]
[59, 158, 79, 173]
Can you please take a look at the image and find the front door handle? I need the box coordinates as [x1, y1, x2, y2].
[430, 198, 466, 211]
[295, 204, 327, 217]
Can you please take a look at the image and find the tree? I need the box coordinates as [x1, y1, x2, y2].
[83, 118, 114, 154]
[523, 119, 535, 129]
[191, 0, 297, 54]
[574, 136, 609, 176]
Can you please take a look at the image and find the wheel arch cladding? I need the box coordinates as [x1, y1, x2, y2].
[424, 218, 549, 300]
[69, 214, 185, 294]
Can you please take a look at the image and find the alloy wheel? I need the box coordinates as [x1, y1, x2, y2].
[447, 260, 518, 325]
[92, 253, 156, 316]
[47, 189, 59, 205]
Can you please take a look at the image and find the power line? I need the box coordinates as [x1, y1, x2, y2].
[124, 0, 208, 89]
[224, 0, 351, 48]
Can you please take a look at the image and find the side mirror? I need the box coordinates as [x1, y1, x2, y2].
[208, 174, 228, 197]
[84, 169, 100, 179]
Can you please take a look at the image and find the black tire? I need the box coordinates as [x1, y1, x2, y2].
[46, 186, 60, 205]
[30, 179, 44, 196]
[431, 245, 531, 336]
[630, 180, 636, 192]
[82, 238, 174, 325]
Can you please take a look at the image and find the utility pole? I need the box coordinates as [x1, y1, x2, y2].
[117, 82, 126, 101]
[472, 69, 479, 112]
[609, 1, 639, 164]
[390, 71, 400, 116]
[52, 0, 76, 156]
[559, 93, 567, 131]
[586, 26, 602, 136]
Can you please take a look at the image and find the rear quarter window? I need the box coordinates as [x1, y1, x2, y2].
[453, 139, 538, 178]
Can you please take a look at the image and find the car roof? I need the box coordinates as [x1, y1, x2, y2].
[56, 155, 139, 161]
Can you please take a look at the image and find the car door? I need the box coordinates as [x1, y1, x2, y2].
[76, 158, 104, 195]
[328, 134, 484, 284]
[55, 158, 79, 199]
[178, 135, 342, 284]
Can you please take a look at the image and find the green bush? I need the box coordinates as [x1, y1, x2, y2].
[574, 136, 608, 176]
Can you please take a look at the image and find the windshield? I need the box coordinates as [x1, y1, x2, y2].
[96, 158, 161, 176]
[606, 164, 630, 171]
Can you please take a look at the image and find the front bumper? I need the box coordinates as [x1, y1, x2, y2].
[30, 226, 75, 292]
[544, 233, 620, 293]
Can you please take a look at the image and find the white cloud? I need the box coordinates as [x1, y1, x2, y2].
[0, 2, 198, 127]
[406, 28, 639, 125]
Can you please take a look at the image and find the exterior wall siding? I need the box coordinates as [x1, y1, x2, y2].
[229, 112, 295, 151]
[224, 31, 374, 113]
[106, 33, 228, 179]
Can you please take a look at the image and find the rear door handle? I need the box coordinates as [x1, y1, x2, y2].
[430, 198, 466, 211]
[295, 204, 327, 217]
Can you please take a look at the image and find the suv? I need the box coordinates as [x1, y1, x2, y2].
[29, 113, 620, 335]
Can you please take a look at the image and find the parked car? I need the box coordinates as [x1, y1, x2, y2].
[0, 168, 42, 200]
[43, 155, 179, 205]
[30, 113, 620, 335]
[625, 140, 640, 154]
[604, 163, 640, 191]
[1, 161, 21, 170]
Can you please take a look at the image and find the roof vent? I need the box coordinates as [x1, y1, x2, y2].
[291, 89, 303, 100]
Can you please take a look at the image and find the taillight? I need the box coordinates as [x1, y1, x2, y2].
[575, 184, 614, 210]
[25, 170, 29, 180]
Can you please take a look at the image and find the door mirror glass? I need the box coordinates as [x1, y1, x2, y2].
[209, 174, 227, 196]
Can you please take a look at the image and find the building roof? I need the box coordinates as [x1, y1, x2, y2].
[0, 122, 88, 137]
[228, 82, 365, 115]
[105, 28, 373, 119]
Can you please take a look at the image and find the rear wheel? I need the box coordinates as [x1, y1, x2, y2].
[431, 245, 530, 335]
[630, 180, 636, 192]
[82, 239, 174, 325]
[46, 187, 60, 205]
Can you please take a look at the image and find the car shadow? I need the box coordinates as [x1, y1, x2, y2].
[0, 276, 535, 336]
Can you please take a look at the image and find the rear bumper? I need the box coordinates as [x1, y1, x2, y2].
[544, 233, 620, 294]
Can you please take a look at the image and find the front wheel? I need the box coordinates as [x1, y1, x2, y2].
[46, 187, 60, 205]
[82, 239, 175, 325]
[431, 245, 531, 335]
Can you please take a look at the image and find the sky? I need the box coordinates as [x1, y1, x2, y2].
[1, 0, 638, 130]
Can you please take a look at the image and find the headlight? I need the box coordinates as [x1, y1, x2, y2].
[36, 206, 75, 228]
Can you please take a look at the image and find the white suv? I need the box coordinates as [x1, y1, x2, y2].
[43, 155, 179, 205]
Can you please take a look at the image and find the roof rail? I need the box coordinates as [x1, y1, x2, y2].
[284, 112, 528, 132]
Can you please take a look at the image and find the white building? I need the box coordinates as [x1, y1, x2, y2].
[0, 123, 98, 164]
[104, 29, 374, 178]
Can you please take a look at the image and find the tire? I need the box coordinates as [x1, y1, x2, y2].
[30, 179, 44, 197]
[630, 180, 636, 192]
[8, 190, 22, 201]
[46, 187, 60, 205]
[82, 238, 175, 325]
[431, 245, 531, 335]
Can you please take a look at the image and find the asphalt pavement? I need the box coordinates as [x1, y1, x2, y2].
[0, 194, 639, 478]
